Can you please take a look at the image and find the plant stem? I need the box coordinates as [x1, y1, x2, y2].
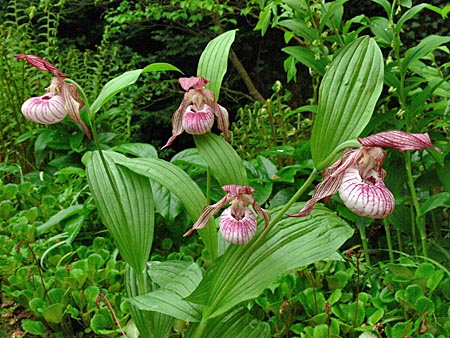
[396, 228, 403, 253]
[409, 203, 418, 256]
[383, 218, 394, 264]
[206, 165, 211, 204]
[263, 168, 318, 232]
[356, 217, 371, 267]
[354, 255, 361, 328]
[193, 318, 209, 338]
[404, 152, 428, 257]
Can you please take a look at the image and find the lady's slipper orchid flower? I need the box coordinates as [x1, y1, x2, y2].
[184, 184, 270, 245]
[290, 131, 441, 218]
[162, 77, 229, 149]
[16, 54, 91, 138]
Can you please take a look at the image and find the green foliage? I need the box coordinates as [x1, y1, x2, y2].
[311, 36, 384, 170]
[0, 171, 127, 337]
[0, 0, 159, 173]
[1, 1, 449, 337]
[86, 151, 155, 273]
[247, 256, 449, 337]
[232, 81, 313, 166]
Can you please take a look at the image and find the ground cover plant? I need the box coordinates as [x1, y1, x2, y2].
[1, 1, 449, 337]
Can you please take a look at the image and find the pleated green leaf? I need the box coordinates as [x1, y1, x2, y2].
[310, 36, 384, 170]
[194, 133, 247, 186]
[128, 262, 204, 322]
[117, 158, 218, 260]
[90, 63, 182, 116]
[147, 260, 200, 288]
[185, 308, 270, 338]
[126, 265, 174, 338]
[187, 203, 353, 319]
[197, 30, 236, 100]
[86, 151, 154, 273]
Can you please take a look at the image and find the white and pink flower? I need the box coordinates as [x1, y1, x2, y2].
[290, 131, 441, 218]
[16, 54, 91, 138]
[184, 184, 270, 245]
[162, 77, 229, 149]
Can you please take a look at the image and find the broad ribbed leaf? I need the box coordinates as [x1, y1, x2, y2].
[185, 308, 270, 338]
[187, 203, 353, 319]
[126, 265, 174, 338]
[128, 262, 203, 322]
[112, 142, 158, 158]
[90, 63, 181, 115]
[197, 30, 236, 100]
[117, 158, 218, 259]
[147, 261, 199, 287]
[194, 133, 247, 186]
[311, 36, 384, 170]
[86, 151, 154, 273]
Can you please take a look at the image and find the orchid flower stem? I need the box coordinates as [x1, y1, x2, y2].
[404, 152, 428, 257]
[383, 218, 394, 264]
[264, 168, 318, 233]
[409, 204, 418, 256]
[396, 228, 403, 253]
[194, 319, 209, 338]
[356, 217, 371, 267]
[206, 166, 211, 204]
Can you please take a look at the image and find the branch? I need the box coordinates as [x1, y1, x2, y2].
[229, 48, 265, 104]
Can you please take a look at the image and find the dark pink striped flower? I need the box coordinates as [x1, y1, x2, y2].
[184, 184, 270, 245]
[162, 77, 229, 149]
[290, 131, 441, 218]
[16, 54, 91, 138]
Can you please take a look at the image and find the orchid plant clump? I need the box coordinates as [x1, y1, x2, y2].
[15, 31, 443, 338]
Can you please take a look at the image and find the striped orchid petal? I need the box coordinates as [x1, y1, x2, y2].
[182, 104, 214, 135]
[358, 130, 441, 152]
[289, 149, 361, 217]
[61, 82, 91, 138]
[15, 54, 66, 78]
[220, 207, 257, 245]
[21, 93, 68, 124]
[339, 167, 395, 218]
[183, 195, 228, 237]
[179, 77, 209, 91]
